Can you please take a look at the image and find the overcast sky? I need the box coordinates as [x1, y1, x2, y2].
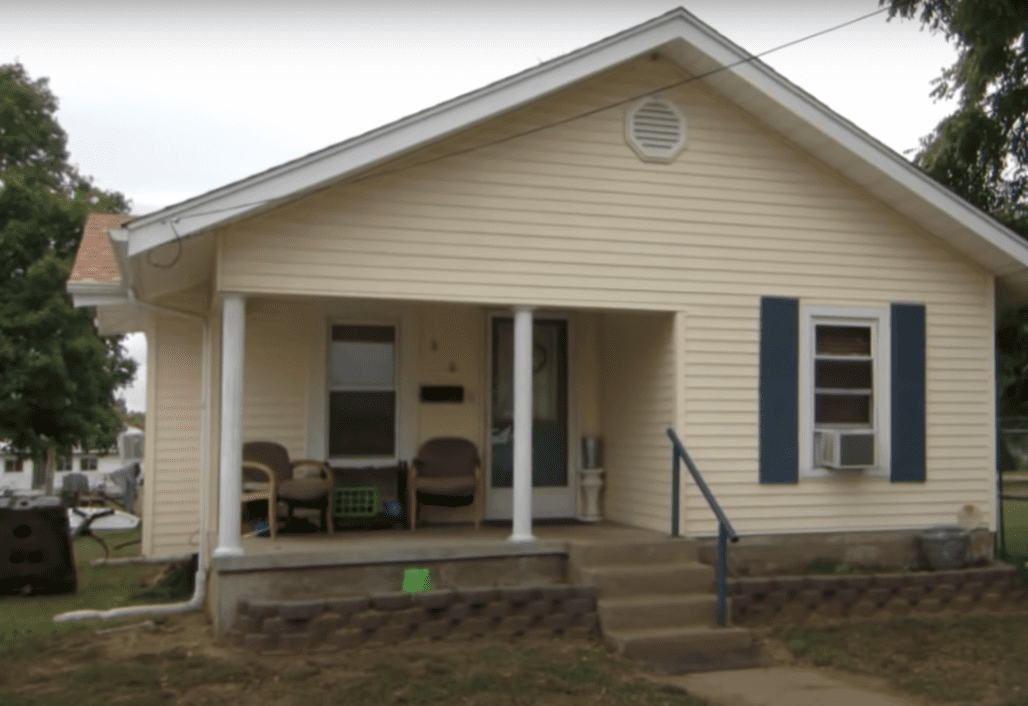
[3, 1, 961, 412]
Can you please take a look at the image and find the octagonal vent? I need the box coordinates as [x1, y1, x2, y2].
[625, 97, 687, 163]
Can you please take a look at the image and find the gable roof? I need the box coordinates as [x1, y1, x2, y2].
[111, 7, 1028, 306]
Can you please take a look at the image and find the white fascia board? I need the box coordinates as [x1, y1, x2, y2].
[125, 12, 700, 257]
[66, 280, 122, 297]
[69, 292, 131, 309]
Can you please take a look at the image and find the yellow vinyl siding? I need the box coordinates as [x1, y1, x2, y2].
[241, 299, 311, 458]
[600, 313, 676, 534]
[206, 54, 994, 537]
[146, 315, 202, 557]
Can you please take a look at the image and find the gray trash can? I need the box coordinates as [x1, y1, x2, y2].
[918, 526, 970, 570]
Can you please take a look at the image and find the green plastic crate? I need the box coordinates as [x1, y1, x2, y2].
[333, 485, 381, 519]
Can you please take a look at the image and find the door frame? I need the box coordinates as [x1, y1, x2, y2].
[484, 310, 579, 520]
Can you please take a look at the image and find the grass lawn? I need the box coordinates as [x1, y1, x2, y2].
[1001, 497, 1028, 557]
[0, 527, 190, 655]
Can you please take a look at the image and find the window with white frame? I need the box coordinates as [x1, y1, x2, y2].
[4, 458, 22, 472]
[328, 324, 396, 458]
[802, 307, 889, 475]
[56, 456, 72, 471]
[80, 457, 98, 471]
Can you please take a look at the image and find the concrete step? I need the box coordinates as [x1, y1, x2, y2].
[577, 562, 714, 598]
[605, 625, 760, 674]
[568, 539, 699, 569]
[597, 593, 719, 631]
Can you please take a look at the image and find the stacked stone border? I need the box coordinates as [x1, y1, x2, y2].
[729, 564, 1028, 628]
[228, 585, 600, 653]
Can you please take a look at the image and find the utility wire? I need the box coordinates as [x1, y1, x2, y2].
[155, 7, 890, 231]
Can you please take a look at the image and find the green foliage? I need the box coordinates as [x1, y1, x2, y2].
[0, 62, 135, 474]
[885, 0, 1028, 234]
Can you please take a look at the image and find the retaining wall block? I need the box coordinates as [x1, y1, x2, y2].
[277, 600, 325, 622]
[537, 585, 573, 602]
[412, 589, 457, 610]
[328, 627, 365, 649]
[560, 597, 593, 616]
[981, 591, 1004, 609]
[849, 599, 877, 618]
[576, 612, 600, 630]
[542, 612, 574, 631]
[262, 616, 290, 635]
[457, 587, 498, 606]
[501, 586, 540, 603]
[930, 584, 957, 602]
[872, 575, 906, 590]
[326, 596, 371, 615]
[445, 603, 470, 621]
[914, 598, 943, 614]
[309, 612, 342, 635]
[495, 615, 532, 636]
[452, 616, 493, 637]
[279, 633, 316, 652]
[484, 600, 513, 619]
[963, 582, 986, 599]
[835, 588, 860, 606]
[414, 620, 452, 640]
[371, 591, 412, 611]
[839, 576, 873, 591]
[797, 589, 822, 609]
[949, 595, 975, 612]
[900, 586, 926, 604]
[375, 624, 413, 644]
[524, 599, 555, 618]
[523, 626, 556, 640]
[865, 588, 892, 607]
[775, 577, 804, 593]
[885, 597, 911, 616]
[243, 633, 273, 651]
[354, 610, 388, 631]
[393, 606, 429, 626]
[764, 590, 790, 609]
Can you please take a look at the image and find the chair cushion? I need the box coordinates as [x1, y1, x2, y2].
[279, 477, 332, 502]
[414, 477, 476, 495]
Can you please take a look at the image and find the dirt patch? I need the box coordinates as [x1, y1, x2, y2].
[759, 618, 1028, 706]
[0, 612, 703, 706]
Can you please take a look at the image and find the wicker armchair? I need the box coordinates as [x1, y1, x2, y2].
[242, 442, 334, 536]
[408, 437, 482, 531]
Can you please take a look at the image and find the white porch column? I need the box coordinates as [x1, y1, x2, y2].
[509, 306, 535, 543]
[214, 293, 246, 558]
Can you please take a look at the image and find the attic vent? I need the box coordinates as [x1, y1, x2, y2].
[625, 98, 687, 163]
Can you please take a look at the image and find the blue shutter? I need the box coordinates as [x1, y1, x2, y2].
[760, 297, 799, 483]
[891, 303, 926, 482]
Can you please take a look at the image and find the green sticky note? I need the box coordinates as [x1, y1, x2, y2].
[402, 567, 433, 593]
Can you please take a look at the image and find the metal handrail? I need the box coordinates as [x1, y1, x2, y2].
[667, 427, 738, 626]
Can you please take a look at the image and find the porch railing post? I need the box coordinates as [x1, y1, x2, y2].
[716, 521, 728, 626]
[671, 452, 680, 538]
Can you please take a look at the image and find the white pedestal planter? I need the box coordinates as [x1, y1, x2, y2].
[579, 467, 604, 522]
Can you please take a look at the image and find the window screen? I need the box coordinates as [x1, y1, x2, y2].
[329, 325, 396, 457]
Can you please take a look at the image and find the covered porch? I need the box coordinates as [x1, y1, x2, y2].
[201, 293, 682, 558]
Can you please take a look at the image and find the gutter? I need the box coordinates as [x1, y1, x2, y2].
[55, 234, 214, 623]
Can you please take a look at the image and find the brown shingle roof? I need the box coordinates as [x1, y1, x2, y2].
[68, 212, 131, 284]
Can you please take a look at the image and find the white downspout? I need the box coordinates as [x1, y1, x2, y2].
[54, 290, 212, 623]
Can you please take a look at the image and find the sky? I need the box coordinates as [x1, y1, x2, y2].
[3, 1, 962, 413]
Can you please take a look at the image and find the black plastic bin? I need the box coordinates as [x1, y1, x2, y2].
[0, 496, 77, 595]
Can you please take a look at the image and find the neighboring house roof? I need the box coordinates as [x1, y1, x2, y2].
[68, 213, 130, 285]
[86, 7, 1028, 306]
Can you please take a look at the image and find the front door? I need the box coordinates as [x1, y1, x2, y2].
[486, 316, 575, 519]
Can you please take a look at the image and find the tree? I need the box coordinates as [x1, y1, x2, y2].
[0, 62, 136, 493]
[885, 0, 1028, 235]
[886, 1, 1028, 418]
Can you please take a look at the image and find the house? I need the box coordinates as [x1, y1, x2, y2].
[66, 8, 1028, 642]
[0, 426, 145, 493]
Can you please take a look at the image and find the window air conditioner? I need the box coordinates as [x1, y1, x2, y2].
[814, 429, 875, 470]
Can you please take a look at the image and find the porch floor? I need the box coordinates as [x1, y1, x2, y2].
[218, 520, 672, 572]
